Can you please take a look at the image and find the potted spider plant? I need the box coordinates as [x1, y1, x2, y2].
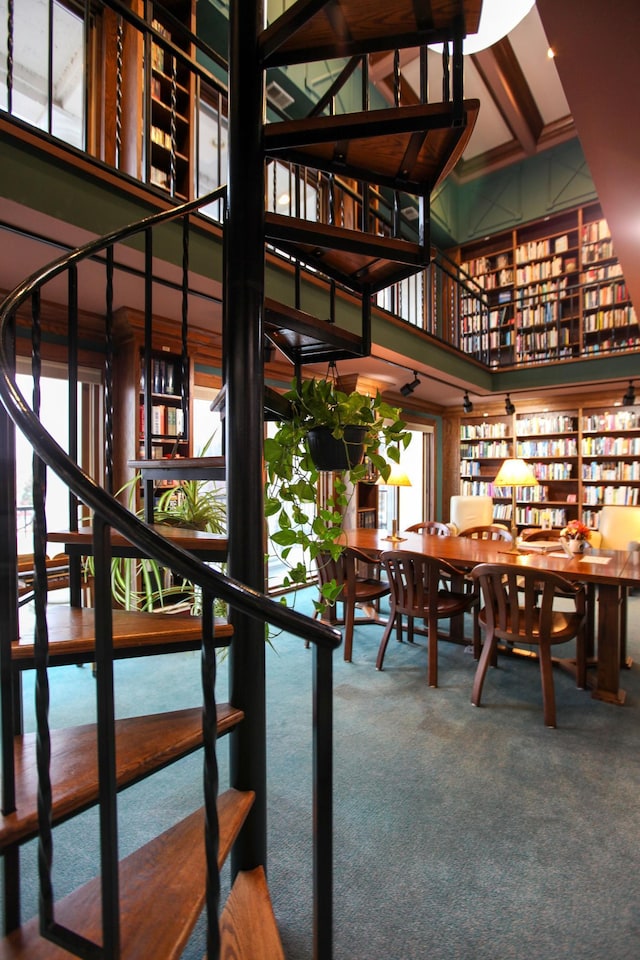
[264, 377, 411, 609]
[86, 438, 226, 614]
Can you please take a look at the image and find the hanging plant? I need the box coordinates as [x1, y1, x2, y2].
[264, 377, 411, 610]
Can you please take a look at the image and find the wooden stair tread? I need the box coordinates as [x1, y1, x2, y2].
[218, 866, 285, 960]
[0, 790, 255, 960]
[210, 383, 292, 422]
[0, 705, 242, 851]
[13, 606, 233, 667]
[128, 455, 226, 481]
[260, 0, 480, 67]
[265, 212, 428, 293]
[264, 100, 480, 195]
[47, 525, 228, 561]
[265, 296, 365, 364]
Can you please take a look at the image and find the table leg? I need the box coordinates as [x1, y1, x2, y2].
[592, 583, 626, 705]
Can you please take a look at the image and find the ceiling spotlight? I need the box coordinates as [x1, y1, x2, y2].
[505, 394, 516, 415]
[400, 372, 421, 397]
[623, 380, 636, 406]
[463, 391, 473, 414]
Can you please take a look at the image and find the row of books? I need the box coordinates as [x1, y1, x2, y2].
[516, 414, 577, 436]
[582, 461, 640, 482]
[140, 404, 185, 437]
[582, 486, 640, 506]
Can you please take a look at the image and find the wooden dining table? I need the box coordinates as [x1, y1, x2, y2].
[341, 528, 640, 707]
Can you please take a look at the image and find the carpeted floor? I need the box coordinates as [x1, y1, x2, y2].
[9, 589, 640, 959]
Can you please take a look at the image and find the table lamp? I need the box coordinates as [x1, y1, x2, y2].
[378, 465, 412, 542]
[492, 457, 537, 553]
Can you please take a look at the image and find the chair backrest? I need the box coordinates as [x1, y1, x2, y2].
[597, 505, 640, 550]
[520, 528, 561, 542]
[315, 546, 382, 595]
[449, 495, 494, 535]
[380, 550, 460, 616]
[459, 524, 512, 542]
[406, 521, 451, 537]
[471, 563, 584, 641]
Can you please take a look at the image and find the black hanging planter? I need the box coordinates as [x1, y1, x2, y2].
[307, 425, 367, 471]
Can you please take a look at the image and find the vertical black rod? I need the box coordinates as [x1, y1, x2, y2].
[143, 227, 154, 523]
[0, 309, 20, 934]
[31, 289, 56, 931]
[6, 0, 14, 115]
[312, 644, 333, 960]
[82, 0, 90, 152]
[202, 589, 221, 960]
[104, 248, 114, 494]
[93, 515, 120, 958]
[226, 0, 267, 877]
[46, 0, 53, 134]
[181, 216, 190, 444]
[67, 264, 83, 607]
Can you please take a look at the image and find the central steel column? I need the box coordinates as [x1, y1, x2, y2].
[225, 0, 268, 873]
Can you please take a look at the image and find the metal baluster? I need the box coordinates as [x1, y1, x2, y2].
[104, 248, 114, 494]
[170, 55, 177, 196]
[181, 215, 190, 445]
[202, 590, 221, 960]
[7, 0, 14, 114]
[115, 17, 123, 169]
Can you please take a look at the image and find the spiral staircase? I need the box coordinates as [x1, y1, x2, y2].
[0, 1, 480, 957]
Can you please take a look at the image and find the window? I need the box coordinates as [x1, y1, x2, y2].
[15, 359, 102, 554]
[0, 0, 85, 148]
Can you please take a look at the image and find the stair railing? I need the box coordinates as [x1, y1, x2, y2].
[0, 188, 341, 960]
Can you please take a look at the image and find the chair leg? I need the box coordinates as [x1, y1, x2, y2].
[538, 641, 557, 728]
[427, 610, 438, 688]
[343, 598, 355, 662]
[471, 627, 496, 707]
[376, 609, 397, 670]
[575, 625, 587, 690]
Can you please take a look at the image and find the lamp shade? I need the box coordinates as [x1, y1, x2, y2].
[378, 465, 412, 487]
[493, 458, 536, 488]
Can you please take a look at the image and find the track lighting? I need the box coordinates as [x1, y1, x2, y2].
[463, 391, 473, 413]
[623, 380, 636, 406]
[505, 394, 516, 415]
[400, 372, 421, 397]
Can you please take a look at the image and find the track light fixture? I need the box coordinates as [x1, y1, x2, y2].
[623, 380, 636, 406]
[505, 394, 516, 416]
[463, 391, 473, 413]
[400, 371, 421, 397]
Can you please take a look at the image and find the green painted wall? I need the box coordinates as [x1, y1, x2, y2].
[432, 138, 597, 244]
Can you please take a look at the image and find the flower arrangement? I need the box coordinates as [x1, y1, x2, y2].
[560, 519, 591, 541]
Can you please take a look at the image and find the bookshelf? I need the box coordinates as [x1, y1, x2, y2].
[148, 2, 195, 198]
[580, 405, 640, 529]
[513, 411, 579, 530]
[459, 415, 513, 523]
[456, 402, 640, 534]
[454, 202, 636, 366]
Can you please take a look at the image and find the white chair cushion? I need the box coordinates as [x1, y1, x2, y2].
[448, 495, 494, 536]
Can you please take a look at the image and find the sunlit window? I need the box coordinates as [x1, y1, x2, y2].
[0, 0, 85, 148]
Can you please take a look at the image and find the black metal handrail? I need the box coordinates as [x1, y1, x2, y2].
[0, 186, 341, 959]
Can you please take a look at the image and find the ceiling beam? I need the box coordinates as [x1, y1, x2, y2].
[471, 37, 542, 156]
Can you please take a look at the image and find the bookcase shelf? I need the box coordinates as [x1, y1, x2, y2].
[453, 202, 638, 367]
[457, 403, 640, 533]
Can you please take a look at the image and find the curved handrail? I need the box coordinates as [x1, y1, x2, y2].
[0, 186, 341, 650]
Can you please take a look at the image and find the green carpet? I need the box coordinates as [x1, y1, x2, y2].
[9, 590, 640, 958]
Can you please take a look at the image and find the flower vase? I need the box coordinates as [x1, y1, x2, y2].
[560, 537, 585, 557]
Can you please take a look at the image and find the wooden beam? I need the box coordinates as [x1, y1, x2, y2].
[471, 38, 542, 156]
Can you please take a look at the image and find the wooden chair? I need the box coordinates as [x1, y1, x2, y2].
[377, 551, 474, 687]
[457, 525, 512, 653]
[406, 521, 451, 537]
[315, 546, 391, 662]
[458, 524, 512, 542]
[470, 563, 587, 728]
